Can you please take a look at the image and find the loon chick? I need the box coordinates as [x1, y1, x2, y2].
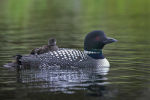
[3, 55, 22, 71]
[30, 38, 59, 55]
[19, 30, 117, 73]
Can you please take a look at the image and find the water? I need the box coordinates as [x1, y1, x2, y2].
[0, 0, 150, 100]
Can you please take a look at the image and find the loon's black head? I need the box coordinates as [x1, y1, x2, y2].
[48, 38, 57, 46]
[84, 30, 117, 51]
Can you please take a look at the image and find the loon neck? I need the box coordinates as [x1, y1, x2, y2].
[84, 49, 105, 59]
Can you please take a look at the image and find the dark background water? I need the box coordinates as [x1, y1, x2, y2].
[0, 0, 150, 100]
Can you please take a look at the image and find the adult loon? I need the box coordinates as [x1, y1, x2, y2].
[30, 38, 59, 55]
[17, 30, 117, 70]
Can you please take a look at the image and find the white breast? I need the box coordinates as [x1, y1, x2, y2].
[95, 58, 110, 75]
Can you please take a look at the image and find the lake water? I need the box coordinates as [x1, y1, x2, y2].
[0, 0, 150, 100]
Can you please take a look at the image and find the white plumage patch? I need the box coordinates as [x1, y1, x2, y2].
[43, 49, 87, 62]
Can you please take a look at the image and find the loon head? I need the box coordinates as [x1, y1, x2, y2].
[48, 38, 57, 46]
[84, 30, 117, 59]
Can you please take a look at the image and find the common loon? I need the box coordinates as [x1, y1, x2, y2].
[30, 38, 59, 55]
[17, 30, 117, 70]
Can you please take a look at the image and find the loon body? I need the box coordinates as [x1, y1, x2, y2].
[30, 38, 59, 55]
[18, 30, 117, 70]
[21, 49, 110, 67]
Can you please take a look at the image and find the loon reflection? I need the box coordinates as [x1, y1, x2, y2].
[17, 66, 109, 95]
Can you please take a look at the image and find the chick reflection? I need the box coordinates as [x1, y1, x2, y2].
[17, 66, 109, 94]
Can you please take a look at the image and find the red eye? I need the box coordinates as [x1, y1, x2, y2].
[95, 36, 100, 41]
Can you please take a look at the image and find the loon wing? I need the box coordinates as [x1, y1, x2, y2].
[20, 48, 88, 68]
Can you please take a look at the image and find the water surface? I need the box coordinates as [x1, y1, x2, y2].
[0, 0, 150, 100]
